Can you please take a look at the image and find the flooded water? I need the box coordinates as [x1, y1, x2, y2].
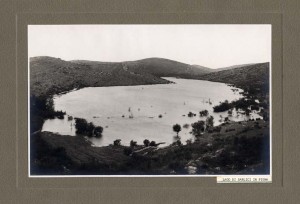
[42, 77, 262, 146]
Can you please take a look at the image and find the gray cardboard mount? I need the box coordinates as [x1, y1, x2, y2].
[0, 0, 299, 203]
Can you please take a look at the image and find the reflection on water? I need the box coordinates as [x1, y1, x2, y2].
[42, 77, 262, 147]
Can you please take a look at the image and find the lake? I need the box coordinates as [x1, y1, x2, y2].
[42, 77, 262, 147]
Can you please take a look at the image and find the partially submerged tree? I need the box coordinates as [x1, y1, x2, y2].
[74, 118, 103, 137]
[213, 100, 232, 112]
[188, 112, 196, 117]
[173, 124, 182, 136]
[199, 110, 208, 117]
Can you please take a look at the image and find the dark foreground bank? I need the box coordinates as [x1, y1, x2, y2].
[30, 120, 269, 175]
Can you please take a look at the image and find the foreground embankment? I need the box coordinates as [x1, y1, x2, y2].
[31, 120, 269, 175]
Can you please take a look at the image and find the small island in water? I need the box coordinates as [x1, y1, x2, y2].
[30, 56, 270, 176]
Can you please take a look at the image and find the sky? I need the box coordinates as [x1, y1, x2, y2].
[28, 25, 271, 69]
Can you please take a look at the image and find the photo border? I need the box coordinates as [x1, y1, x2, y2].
[26, 24, 273, 182]
[2, 0, 299, 203]
[17, 12, 281, 189]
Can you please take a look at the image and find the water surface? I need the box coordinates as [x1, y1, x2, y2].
[42, 77, 261, 146]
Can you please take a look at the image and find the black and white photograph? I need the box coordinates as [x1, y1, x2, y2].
[29, 25, 271, 176]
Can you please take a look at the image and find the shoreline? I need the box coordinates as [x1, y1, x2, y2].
[30, 76, 270, 176]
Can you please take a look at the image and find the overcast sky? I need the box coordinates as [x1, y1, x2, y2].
[28, 25, 271, 69]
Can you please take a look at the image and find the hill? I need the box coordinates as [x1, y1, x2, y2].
[198, 62, 270, 94]
[30, 56, 269, 97]
[214, 63, 255, 72]
[125, 58, 214, 77]
[30, 57, 213, 97]
[191, 64, 215, 74]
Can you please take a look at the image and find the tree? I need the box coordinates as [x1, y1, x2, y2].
[143, 139, 150, 147]
[173, 124, 182, 136]
[191, 120, 205, 136]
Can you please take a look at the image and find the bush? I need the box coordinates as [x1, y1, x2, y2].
[113, 139, 121, 146]
[176, 140, 182, 146]
[186, 139, 192, 145]
[130, 140, 137, 148]
[149, 141, 156, 147]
